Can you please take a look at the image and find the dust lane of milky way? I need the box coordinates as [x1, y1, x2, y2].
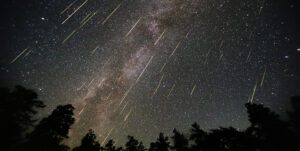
[69, 0, 200, 146]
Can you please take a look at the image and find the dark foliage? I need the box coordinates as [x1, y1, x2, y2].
[24, 104, 75, 151]
[0, 86, 45, 151]
[245, 102, 294, 151]
[73, 129, 101, 151]
[171, 129, 189, 151]
[149, 133, 170, 151]
[125, 136, 146, 151]
[189, 123, 207, 151]
[1, 85, 300, 151]
[103, 140, 123, 151]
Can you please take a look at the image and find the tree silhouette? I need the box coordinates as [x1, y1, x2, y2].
[73, 129, 101, 151]
[1, 85, 300, 151]
[149, 133, 170, 151]
[189, 123, 207, 151]
[287, 96, 300, 150]
[289, 96, 300, 131]
[245, 103, 294, 151]
[171, 129, 189, 151]
[125, 136, 146, 151]
[103, 140, 122, 151]
[207, 127, 246, 151]
[0, 86, 45, 151]
[24, 104, 75, 151]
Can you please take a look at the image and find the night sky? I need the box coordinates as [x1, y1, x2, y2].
[0, 0, 299, 147]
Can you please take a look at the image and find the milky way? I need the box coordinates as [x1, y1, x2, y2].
[69, 0, 201, 145]
[0, 0, 299, 147]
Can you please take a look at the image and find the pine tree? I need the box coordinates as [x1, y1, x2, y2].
[125, 136, 146, 151]
[0, 86, 45, 151]
[103, 140, 122, 151]
[245, 103, 293, 151]
[189, 123, 206, 151]
[149, 133, 170, 151]
[73, 129, 101, 151]
[171, 129, 188, 151]
[24, 104, 75, 151]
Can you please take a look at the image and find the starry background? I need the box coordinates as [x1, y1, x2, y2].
[0, 0, 299, 147]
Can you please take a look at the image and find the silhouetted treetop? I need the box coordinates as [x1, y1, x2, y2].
[289, 96, 300, 131]
[24, 104, 75, 151]
[245, 103, 283, 126]
[104, 139, 122, 151]
[125, 136, 145, 151]
[171, 129, 188, 151]
[189, 123, 207, 151]
[0, 85, 45, 151]
[1, 85, 300, 151]
[73, 129, 101, 151]
[149, 133, 170, 151]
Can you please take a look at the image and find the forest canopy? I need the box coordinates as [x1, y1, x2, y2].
[0, 86, 299, 151]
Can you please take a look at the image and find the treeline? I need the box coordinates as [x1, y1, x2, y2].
[0, 86, 299, 151]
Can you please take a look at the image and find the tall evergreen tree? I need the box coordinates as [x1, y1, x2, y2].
[125, 136, 146, 151]
[103, 140, 122, 151]
[245, 103, 293, 151]
[171, 129, 188, 151]
[206, 127, 245, 151]
[24, 104, 75, 151]
[189, 123, 206, 151]
[0, 86, 45, 151]
[286, 96, 300, 150]
[289, 96, 300, 131]
[149, 133, 170, 151]
[73, 129, 101, 151]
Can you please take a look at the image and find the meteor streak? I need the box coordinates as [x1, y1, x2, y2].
[105, 91, 113, 100]
[159, 61, 167, 73]
[98, 78, 105, 87]
[154, 29, 166, 45]
[80, 10, 99, 28]
[78, 105, 86, 115]
[91, 46, 99, 55]
[62, 30, 77, 44]
[185, 29, 192, 38]
[151, 74, 164, 98]
[87, 78, 95, 88]
[119, 83, 134, 106]
[60, 0, 78, 15]
[169, 40, 181, 58]
[249, 81, 258, 103]
[102, 3, 122, 25]
[190, 84, 196, 96]
[10, 47, 30, 64]
[135, 56, 154, 83]
[120, 101, 129, 114]
[167, 84, 175, 98]
[258, 0, 265, 15]
[260, 67, 267, 87]
[80, 13, 92, 24]
[101, 128, 114, 145]
[61, 0, 89, 24]
[77, 82, 86, 90]
[119, 56, 154, 106]
[23, 49, 32, 58]
[124, 108, 133, 122]
[125, 17, 142, 37]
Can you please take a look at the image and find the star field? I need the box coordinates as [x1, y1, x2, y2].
[0, 0, 299, 147]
